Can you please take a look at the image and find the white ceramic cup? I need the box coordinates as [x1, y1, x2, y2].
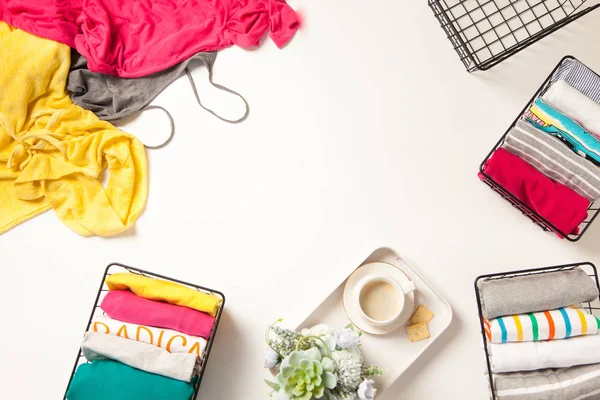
[355, 275, 416, 326]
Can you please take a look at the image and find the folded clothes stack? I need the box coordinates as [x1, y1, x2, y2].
[477, 267, 600, 400]
[66, 273, 222, 400]
[480, 59, 600, 237]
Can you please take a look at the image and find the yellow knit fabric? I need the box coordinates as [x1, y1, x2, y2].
[0, 23, 147, 236]
[106, 273, 222, 317]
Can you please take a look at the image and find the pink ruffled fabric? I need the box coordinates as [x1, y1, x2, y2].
[0, 0, 299, 77]
[101, 290, 215, 339]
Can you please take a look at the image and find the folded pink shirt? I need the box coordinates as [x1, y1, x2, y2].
[480, 148, 589, 236]
[0, 0, 299, 77]
[101, 290, 215, 339]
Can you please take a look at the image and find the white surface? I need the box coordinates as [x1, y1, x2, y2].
[3, 2, 600, 400]
[293, 247, 452, 395]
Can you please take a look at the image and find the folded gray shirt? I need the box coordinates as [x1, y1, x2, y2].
[478, 267, 598, 319]
[67, 50, 248, 123]
[503, 119, 600, 201]
[493, 363, 600, 400]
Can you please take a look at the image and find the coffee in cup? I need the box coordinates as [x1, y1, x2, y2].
[356, 276, 416, 326]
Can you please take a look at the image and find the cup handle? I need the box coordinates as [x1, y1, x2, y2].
[401, 281, 416, 294]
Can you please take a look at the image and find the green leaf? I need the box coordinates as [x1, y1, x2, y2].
[264, 380, 280, 392]
[344, 323, 354, 331]
[281, 366, 295, 378]
[321, 357, 335, 372]
[362, 364, 386, 378]
[301, 391, 314, 400]
[322, 371, 337, 389]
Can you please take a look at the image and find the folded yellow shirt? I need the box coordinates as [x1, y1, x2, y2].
[106, 273, 222, 317]
[0, 23, 147, 236]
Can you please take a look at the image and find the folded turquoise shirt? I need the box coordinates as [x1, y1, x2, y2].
[66, 359, 195, 400]
[527, 98, 600, 165]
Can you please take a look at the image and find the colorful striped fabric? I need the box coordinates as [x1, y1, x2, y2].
[485, 307, 600, 344]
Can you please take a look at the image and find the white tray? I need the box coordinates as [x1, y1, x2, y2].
[294, 247, 452, 395]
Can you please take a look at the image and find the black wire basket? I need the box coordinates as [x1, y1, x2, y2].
[429, 0, 600, 72]
[479, 55, 600, 241]
[474, 262, 600, 400]
[63, 263, 226, 400]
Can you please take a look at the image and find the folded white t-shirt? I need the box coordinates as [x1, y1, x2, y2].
[490, 334, 600, 373]
[91, 314, 207, 357]
[82, 331, 198, 382]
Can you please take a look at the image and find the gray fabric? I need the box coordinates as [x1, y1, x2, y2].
[478, 267, 598, 319]
[133, 105, 175, 150]
[184, 66, 249, 124]
[493, 363, 600, 400]
[67, 50, 214, 121]
[502, 119, 600, 201]
[67, 50, 248, 124]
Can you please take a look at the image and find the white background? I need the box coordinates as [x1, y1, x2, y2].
[3, 2, 600, 399]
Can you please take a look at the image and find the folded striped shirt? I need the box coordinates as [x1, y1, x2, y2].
[493, 363, 600, 400]
[502, 119, 600, 201]
[485, 306, 600, 344]
[549, 58, 600, 105]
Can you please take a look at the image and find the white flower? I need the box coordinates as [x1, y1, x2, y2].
[264, 348, 280, 368]
[323, 334, 337, 351]
[332, 350, 363, 392]
[357, 379, 377, 400]
[302, 324, 334, 337]
[345, 345, 363, 361]
[335, 329, 360, 349]
[302, 324, 337, 352]
[271, 391, 290, 400]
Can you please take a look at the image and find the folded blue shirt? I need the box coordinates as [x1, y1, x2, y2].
[66, 359, 195, 400]
[526, 98, 600, 165]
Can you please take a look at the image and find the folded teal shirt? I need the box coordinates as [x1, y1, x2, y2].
[67, 359, 195, 400]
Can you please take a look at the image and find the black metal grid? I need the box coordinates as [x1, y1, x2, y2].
[474, 262, 600, 400]
[429, 0, 600, 71]
[479, 56, 600, 241]
[62, 263, 226, 400]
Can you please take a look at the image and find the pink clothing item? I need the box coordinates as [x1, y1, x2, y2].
[0, 0, 299, 78]
[101, 290, 215, 339]
[480, 148, 589, 236]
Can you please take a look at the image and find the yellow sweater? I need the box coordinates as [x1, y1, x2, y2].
[106, 273, 222, 317]
[0, 23, 147, 236]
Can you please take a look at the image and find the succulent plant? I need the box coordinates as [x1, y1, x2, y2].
[276, 348, 337, 400]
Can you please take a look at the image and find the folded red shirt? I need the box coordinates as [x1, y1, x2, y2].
[0, 0, 299, 78]
[101, 290, 215, 339]
[479, 148, 589, 236]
